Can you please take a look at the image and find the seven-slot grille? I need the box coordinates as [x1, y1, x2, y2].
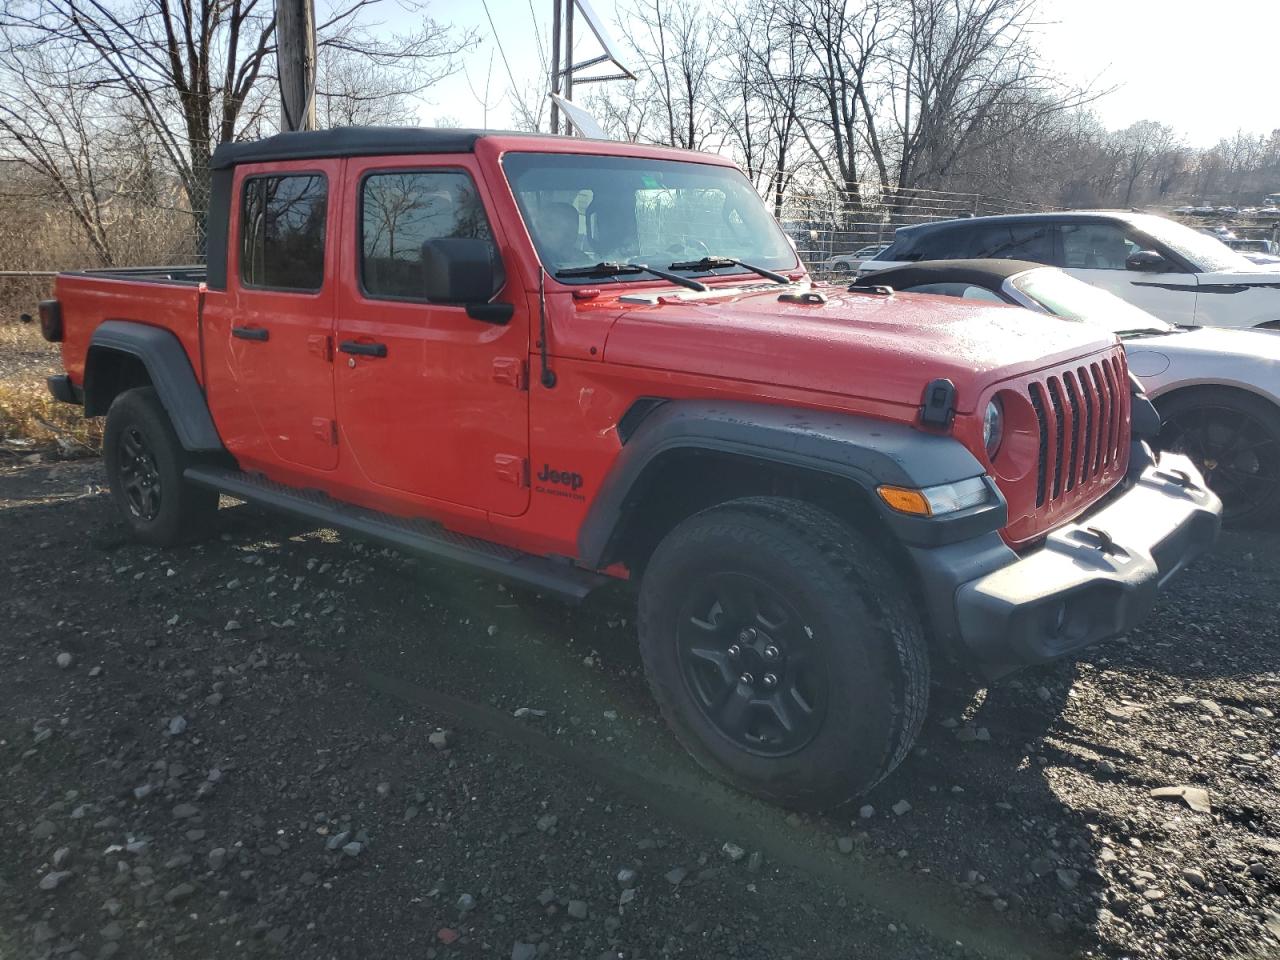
[1026, 351, 1129, 509]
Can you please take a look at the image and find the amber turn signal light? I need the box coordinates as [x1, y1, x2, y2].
[877, 485, 932, 516]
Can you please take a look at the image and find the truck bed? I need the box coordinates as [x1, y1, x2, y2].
[60, 265, 206, 285]
[55, 268, 207, 389]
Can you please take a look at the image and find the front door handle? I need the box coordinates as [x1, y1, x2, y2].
[339, 340, 387, 358]
[232, 326, 269, 341]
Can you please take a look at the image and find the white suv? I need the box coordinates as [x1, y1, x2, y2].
[859, 211, 1280, 330]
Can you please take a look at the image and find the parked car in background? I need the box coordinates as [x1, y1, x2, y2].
[859, 211, 1280, 330]
[1225, 238, 1280, 265]
[856, 259, 1280, 524]
[821, 244, 888, 274]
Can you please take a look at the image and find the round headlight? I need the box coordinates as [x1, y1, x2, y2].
[983, 398, 1004, 460]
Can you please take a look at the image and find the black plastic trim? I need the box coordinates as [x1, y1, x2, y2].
[578, 400, 1005, 566]
[210, 127, 529, 170]
[909, 452, 1220, 680]
[46, 374, 81, 404]
[338, 340, 387, 358]
[85, 321, 224, 452]
[466, 302, 515, 324]
[185, 465, 606, 599]
[206, 167, 232, 289]
[38, 299, 63, 342]
[617, 397, 669, 444]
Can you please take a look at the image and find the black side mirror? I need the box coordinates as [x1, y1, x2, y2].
[420, 238, 513, 324]
[1125, 250, 1170, 273]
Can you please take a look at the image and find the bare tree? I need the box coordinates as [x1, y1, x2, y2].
[0, 0, 474, 246]
[621, 0, 722, 150]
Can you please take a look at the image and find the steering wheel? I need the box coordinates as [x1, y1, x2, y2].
[665, 238, 711, 258]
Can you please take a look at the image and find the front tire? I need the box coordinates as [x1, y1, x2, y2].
[1157, 388, 1280, 526]
[638, 497, 929, 810]
[104, 387, 218, 547]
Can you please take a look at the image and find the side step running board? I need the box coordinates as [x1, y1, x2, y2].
[184, 466, 607, 600]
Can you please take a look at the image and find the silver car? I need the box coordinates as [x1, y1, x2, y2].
[856, 259, 1280, 525]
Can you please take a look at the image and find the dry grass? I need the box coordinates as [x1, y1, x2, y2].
[0, 378, 102, 453]
[0, 320, 101, 455]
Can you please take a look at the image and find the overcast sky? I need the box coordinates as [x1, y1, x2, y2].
[408, 0, 1276, 147]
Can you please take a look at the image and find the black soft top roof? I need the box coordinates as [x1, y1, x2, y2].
[857, 258, 1042, 289]
[210, 126, 532, 170]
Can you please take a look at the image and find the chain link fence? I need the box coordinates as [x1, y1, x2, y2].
[0, 174, 202, 323]
[778, 181, 1050, 279]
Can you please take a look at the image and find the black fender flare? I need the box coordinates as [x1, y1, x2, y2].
[85, 320, 224, 452]
[577, 399, 1005, 566]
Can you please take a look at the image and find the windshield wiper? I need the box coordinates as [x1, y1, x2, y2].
[1114, 327, 1178, 339]
[553, 262, 708, 292]
[667, 256, 791, 285]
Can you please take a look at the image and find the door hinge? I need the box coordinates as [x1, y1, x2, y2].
[494, 454, 528, 487]
[308, 334, 333, 362]
[492, 357, 527, 390]
[313, 417, 338, 446]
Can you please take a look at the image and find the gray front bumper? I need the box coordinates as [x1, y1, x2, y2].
[913, 453, 1221, 675]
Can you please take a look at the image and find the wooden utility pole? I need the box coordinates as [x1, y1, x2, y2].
[276, 0, 317, 132]
[563, 0, 574, 135]
[549, 0, 562, 135]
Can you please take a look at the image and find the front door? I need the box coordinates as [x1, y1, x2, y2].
[228, 160, 340, 470]
[1059, 220, 1198, 325]
[334, 158, 530, 517]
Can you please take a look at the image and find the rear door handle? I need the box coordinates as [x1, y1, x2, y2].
[339, 340, 388, 358]
[232, 326, 269, 341]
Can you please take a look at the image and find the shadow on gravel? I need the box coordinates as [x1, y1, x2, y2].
[1088, 528, 1280, 682]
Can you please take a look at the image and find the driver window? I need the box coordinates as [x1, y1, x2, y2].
[361, 170, 495, 300]
[1061, 223, 1142, 270]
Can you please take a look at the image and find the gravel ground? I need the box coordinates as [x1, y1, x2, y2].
[1, 458, 1278, 960]
[0, 320, 59, 386]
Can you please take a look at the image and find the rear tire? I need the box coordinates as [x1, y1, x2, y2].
[1157, 388, 1280, 526]
[104, 387, 218, 546]
[638, 497, 929, 810]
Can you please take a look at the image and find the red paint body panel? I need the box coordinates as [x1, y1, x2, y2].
[52, 132, 1130, 567]
[57, 277, 203, 386]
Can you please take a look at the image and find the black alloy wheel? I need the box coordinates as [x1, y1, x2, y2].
[117, 425, 163, 520]
[676, 571, 829, 758]
[1159, 394, 1280, 524]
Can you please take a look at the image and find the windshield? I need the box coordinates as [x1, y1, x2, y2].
[1011, 268, 1174, 335]
[502, 152, 797, 281]
[1131, 214, 1257, 272]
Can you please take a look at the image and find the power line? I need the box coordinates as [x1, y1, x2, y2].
[479, 0, 524, 114]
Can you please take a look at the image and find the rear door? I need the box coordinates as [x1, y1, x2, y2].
[1058, 220, 1198, 324]
[227, 161, 340, 470]
[333, 157, 530, 517]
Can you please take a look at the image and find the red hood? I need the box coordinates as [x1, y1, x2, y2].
[601, 284, 1118, 413]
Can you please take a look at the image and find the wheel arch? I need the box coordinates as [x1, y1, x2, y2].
[579, 399, 1003, 576]
[1149, 379, 1280, 417]
[85, 321, 224, 452]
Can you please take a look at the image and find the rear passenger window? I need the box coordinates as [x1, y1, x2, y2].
[240, 174, 327, 291]
[963, 223, 1054, 262]
[360, 170, 496, 301]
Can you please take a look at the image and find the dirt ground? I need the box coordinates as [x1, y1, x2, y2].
[1, 456, 1278, 960]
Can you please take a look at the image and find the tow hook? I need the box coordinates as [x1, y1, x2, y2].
[1084, 526, 1123, 557]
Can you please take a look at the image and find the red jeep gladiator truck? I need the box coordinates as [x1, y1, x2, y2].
[40, 127, 1221, 809]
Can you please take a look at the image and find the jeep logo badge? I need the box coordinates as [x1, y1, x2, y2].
[537, 464, 584, 491]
